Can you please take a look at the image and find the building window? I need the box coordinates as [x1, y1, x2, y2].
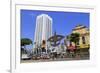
[82, 36, 86, 44]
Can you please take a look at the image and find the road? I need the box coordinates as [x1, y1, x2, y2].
[21, 56, 89, 63]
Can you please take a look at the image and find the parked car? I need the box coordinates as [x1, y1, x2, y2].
[21, 54, 31, 60]
[41, 52, 50, 59]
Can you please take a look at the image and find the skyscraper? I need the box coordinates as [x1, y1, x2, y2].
[33, 14, 52, 52]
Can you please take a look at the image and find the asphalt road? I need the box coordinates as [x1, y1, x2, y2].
[21, 56, 89, 63]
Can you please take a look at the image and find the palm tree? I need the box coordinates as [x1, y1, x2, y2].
[21, 38, 33, 57]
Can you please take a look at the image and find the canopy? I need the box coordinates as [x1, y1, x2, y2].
[47, 32, 64, 47]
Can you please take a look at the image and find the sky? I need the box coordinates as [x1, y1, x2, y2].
[21, 9, 89, 49]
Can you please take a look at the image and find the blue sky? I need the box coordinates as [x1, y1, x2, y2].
[21, 9, 89, 49]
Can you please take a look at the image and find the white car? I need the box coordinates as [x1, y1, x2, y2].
[21, 54, 31, 60]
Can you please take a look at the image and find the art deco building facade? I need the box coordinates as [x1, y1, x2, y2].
[72, 25, 90, 49]
[33, 14, 52, 51]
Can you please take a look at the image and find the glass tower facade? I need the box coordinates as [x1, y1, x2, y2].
[33, 14, 52, 52]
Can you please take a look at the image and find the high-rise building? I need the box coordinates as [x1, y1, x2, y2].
[33, 14, 52, 52]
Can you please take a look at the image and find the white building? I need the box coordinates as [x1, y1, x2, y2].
[33, 14, 52, 52]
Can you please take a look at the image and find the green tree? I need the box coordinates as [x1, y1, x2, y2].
[70, 33, 80, 48]
[21, 38, 33, 57]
